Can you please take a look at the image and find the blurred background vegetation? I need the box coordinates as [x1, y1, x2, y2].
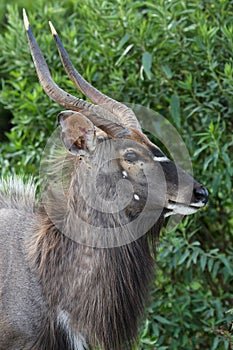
[0, 0, 232, 349]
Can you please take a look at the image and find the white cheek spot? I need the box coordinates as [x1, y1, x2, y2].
[134, 194, 140, 201]
[153, 156, 169, 162]
[122, 170, 128, 178]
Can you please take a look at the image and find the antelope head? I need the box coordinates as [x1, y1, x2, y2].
[23, 10, 208, 247]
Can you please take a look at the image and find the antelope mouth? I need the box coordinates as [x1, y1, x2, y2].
[164, 199, 206, 217]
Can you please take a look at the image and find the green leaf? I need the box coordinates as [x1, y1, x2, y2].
[170, 93, 181, 128]
[117, 33, 131, 50]
[154, 315, 172, 325]
[211, 336, 221, 350]
[208, 258, 214, 272]
[219, 255, 233, 275]
[162, 64, 173, 79]
[190, 281, 202, 291]
[212, 261, 220, 279]
[178, 249, 190, 265]
[200, 254, 207, 271]
[142, 51, 152, 80]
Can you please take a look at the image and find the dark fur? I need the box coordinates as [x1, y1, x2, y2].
[29, 211, 162, 350]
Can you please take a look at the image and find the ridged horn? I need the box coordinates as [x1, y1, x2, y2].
[23, 9, 131, 138]
[48, 21, 141, 131]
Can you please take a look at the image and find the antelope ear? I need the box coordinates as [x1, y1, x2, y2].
[58, 111, 96, 155]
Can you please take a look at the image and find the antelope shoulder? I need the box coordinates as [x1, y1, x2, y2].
[0, 178, 45, 350]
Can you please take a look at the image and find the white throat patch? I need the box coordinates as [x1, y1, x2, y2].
[57, 310, 89, 350]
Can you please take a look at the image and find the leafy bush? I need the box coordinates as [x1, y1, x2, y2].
[0, 1, 232, 349]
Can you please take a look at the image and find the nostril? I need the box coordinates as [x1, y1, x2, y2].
[194, 186, 209, 204]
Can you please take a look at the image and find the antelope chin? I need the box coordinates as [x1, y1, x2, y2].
[164, 199, 206, 217]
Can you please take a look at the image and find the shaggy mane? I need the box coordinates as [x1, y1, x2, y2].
[0, 176, 36, 213]
[29, 209, 163, 350]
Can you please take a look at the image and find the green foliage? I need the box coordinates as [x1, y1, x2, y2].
[0, 0, 232, 349]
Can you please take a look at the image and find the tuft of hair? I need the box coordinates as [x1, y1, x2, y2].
[0, 176, 37, 213]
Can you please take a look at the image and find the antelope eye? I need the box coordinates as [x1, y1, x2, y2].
[124, 151, 138, 162]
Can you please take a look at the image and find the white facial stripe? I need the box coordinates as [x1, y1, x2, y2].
[153, 156, 169, 162]
[134, 194, 140, 201]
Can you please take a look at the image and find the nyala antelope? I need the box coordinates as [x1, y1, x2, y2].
[0, 10, 208, 350]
